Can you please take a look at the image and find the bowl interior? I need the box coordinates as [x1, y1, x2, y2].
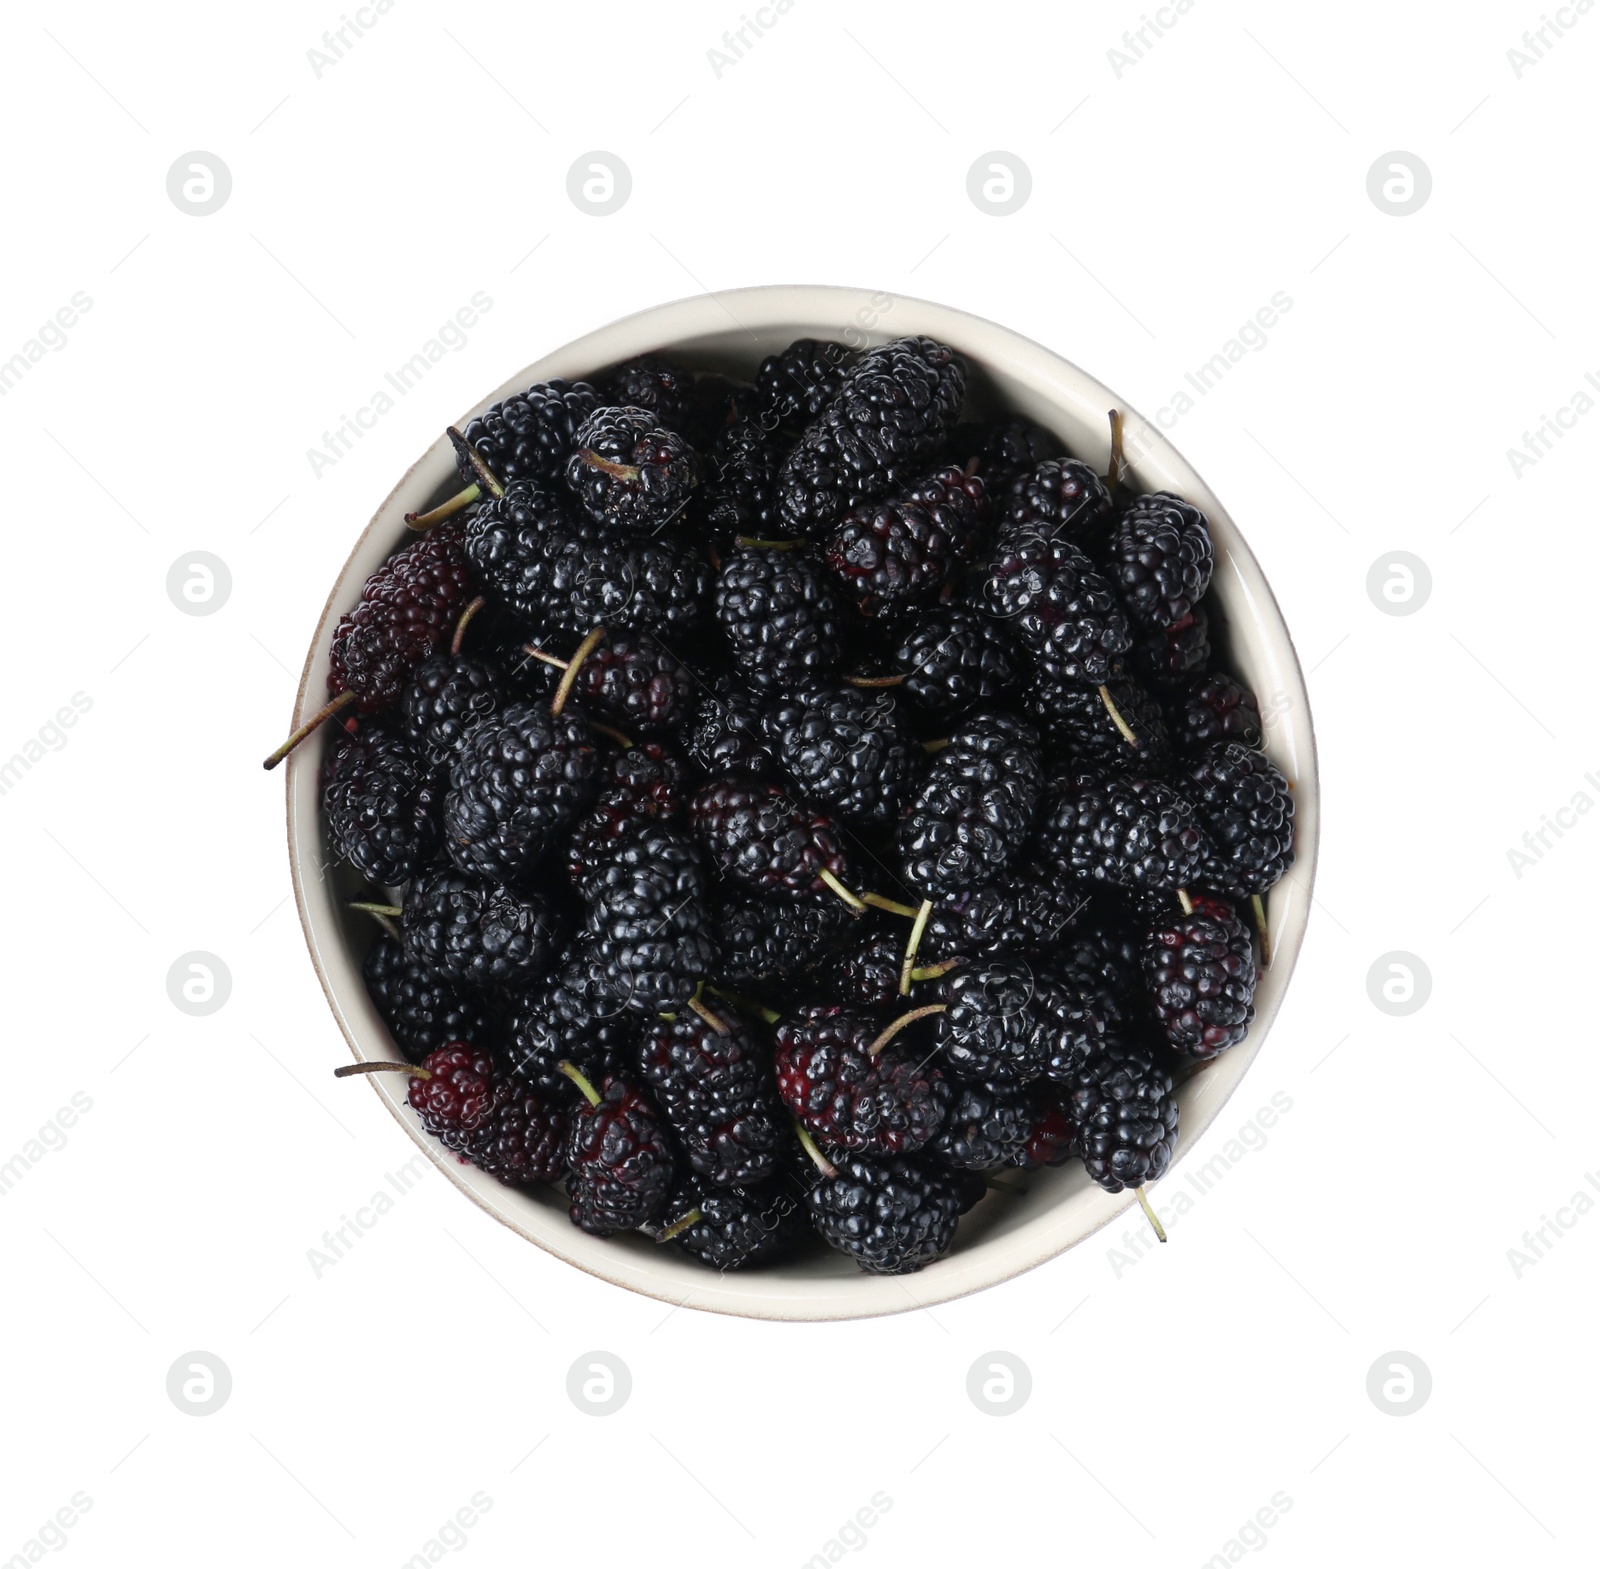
[287, 285, 1318, 1321]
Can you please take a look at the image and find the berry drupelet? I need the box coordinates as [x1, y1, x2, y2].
[326, 522, 475, 716]
[1038, 772, 1208, 895]
[563, 1069, 677, 1236]
[984, 531, 1131, 686]
[636, 1006, 786, 1186]
[322, 724, 442, 885]
[402, 653, 502, 773]
[949, 416, 1065, 493]
[1142, 892, 1257, 1058]
[889, 605, 1022, 721]
[776, 336, 967, 536]
[1166, 672, 1264, 753]
[775, 1004, 950, 1158]
[661, 1175, 811, 1270]
[932, 1081, 1038, 1170]
[363, 933, 494, 1064]
[1105, 492, 1214, 631]
[922, 866, 1093, 963]
[998, 457, 1113, 554]
[500, 959, 639, 1098]
[755, 337, 852, 425]
[1063, 1036, 1179, 1193]
[566, 406, 701, 533]
[690, 778, 859, 905]
[762, 684, 923, 829]
[401, 867, 563, 990]
[1024, 672, 1171, 772]
[897, 712, 1043, 898]
[933, 962, 1051, 1087]
[407, 1043, 567, 1187]
[1185, 743, 1295, 897]
[806, 1154, 971, 1275]
[684, 676, 771, 777]
[714, 894, 855, 993]
[602, 355, 698, 434]
[567, 743, 689, 896]
[457, 379, 601, 491]
[581, 825, 717, 1013]
[562, 630, 698, 736]
[823, 465, 987, 617]
[714, 546, 849, 694]
[443, 702, 600, 884]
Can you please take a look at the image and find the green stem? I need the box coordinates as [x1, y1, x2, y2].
[262, 689, 356, 770]
[868, 1003, 946, 1057]
[817, 867, 867, 913]
[1136, 1184, 1167, 1243]
[899, 899, 933, 995]
[557, 1060, 602, 1107]
[406, 483, 480, 530]
[861, 892, 921, 919]
[794, 1122, 837, 1178]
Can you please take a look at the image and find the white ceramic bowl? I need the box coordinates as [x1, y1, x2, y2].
[286, 285, 1319, 1321]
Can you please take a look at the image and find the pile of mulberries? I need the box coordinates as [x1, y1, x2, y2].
[279, 337, 1297, 1279]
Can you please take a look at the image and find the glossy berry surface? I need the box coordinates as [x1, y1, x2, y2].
[1142, 893, 1257, 1058]
[775, 1004, 949, 1158]
[566, 405, 701, 531]
[565, 1075, 676, 1236]
[807, 1155, 970, 1275]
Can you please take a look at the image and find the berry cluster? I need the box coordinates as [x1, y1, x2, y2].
[284, 338, 1296, 1278]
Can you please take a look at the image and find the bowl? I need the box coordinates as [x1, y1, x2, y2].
[285, 284, 1319, 1321]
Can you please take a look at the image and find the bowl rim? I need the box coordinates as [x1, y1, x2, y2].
[285, 282, 1321, 1322]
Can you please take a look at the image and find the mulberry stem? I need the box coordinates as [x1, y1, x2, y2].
[899, 898, 933, 995]
[686, 990, 732, 1036]
[1106, 408, 1126, 496]
[704, 984, 779, 1024]
[551, 626, 608, 716]
[817, 867, 867, 912]
[844, 672, 907, 688]
[557, 1060, 602, 1107]
[334, 1060, 431, 1080]
[450, 597, 486, 655]
[868, 1003, 946, 1057]
[656, 1208, 701, 1243]
[262, 689, 356, 770]
[447, 426, 505, 499]
[861, 892, 920, 918]
[1098, 684, 1140, 748]
[1136, 1184, 1167, 1243]
[794, 1122, 837, 1178]
[1250, 893, 1273, 969]
[405, 483, 479, 529]
[522, 644, 571, 669]
[1176, 887, 1194, 916]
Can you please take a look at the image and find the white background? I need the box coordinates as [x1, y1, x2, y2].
[2, 1, 1594, 1564]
